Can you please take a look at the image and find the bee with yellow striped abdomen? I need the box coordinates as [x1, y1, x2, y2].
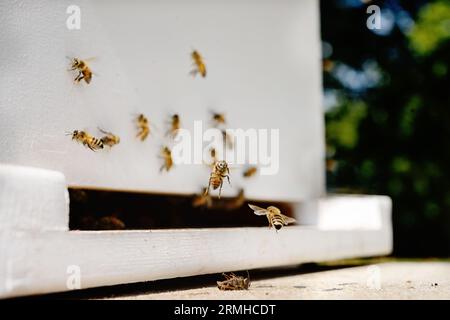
[67, 57, 94, 84]
[205, 160, 231, 199]
[248, 204, 296, 232]
[67, 130, 103, 151]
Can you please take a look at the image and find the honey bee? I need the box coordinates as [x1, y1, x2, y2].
[222, 188, 245, 210]
[217, 271, 250, 291]
[166, 114, 181, 138]
[67, 130, 103, 151]
[203, 148, 217, 169]
[210, 147, 217, 161]
[136, 114, 150, 141]
[98, 128, 120, 147]
[95, 216, 126, 230]
[190, 50, 207, 78]
[243, 166, 258, 178]
[248, 204, 296, 232]
[222, 129, 234, 149]
[205, 147, 218, 168]
[205, 160, 231, 199]
[211, 111, 226, 127]
[159, 146, 174, 172]
[67, 57, 94, 84]
[192, 187, 213, 208]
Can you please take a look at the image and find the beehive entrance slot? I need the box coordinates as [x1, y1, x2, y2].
[68, 188, 295, 230]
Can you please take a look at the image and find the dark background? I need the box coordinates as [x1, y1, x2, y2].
[320, 0, 450, 256]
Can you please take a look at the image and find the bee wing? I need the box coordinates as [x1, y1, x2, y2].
[82, 57, 99, 76]
[248, 204, 267, 216]
[97, 127, 109, 135]
[83, 57, 97, 62]
[226, 164, 242, 172]
[222, 273, 232, 280]
[281, 214, 296, 225]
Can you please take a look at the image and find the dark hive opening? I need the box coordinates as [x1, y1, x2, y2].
[68, 188, 295, 230]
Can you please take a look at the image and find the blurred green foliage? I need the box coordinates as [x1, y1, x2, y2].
[408, 0, 450, 55]
[321, 0, 450, 256]
[326, 100, 368, 149]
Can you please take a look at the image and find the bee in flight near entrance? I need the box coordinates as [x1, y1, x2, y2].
[205, 160, 231, 199]
[222, 129, 234, 149]
[217, 271, 250, 291]
[98, 128, 120, 147]
[243, 166, 258, 178]
[204, 147, 218, 169]
[210, 147, 217, 163]
[222, 188, 246, 210]
[192, 187, 213, 208]
[136, 114, 150, 141]
[166, 114, 181, 138]
[210, 111, 226, 127]
[67, 130, 103, 151]
[159, 146, 174, 172]
[67, 57, 95, 84]
[190, 50, 207, 78]
[248, 204, 296, 232]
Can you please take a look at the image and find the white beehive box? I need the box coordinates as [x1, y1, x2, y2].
[0, 0, 324, 201]
[0, 0, 392, 298]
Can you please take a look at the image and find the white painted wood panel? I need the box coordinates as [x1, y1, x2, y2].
[1, 226, 392, 299]
[0, 165, 392, 298]
[0, 0, 324, 202]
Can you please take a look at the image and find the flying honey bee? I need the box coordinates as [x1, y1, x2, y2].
[159, 146, 174, 172]
[248, 204, 296, 232]
[192, 187, 213, 208]
[210, 147, 217, 161]
[190, 50, 207, 78]
[204, 147, 218, 169]
[203, 147, 217, 169]
[67, 57, 94, 84]
[67, 130, 103, 151]
[205, 160, 231, 199]
[217, 271, 250, 291]
[98, 128, 120, 147]
[243, 166, 258, 178]
[211, 111, 226, 127]
[222, 188, 246, 210]
[166, 114, 181, 138]
[136, 114, 150, 141]
[222, 129, 234, 149]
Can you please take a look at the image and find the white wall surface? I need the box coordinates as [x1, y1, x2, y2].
[0, 0, 324, 201]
